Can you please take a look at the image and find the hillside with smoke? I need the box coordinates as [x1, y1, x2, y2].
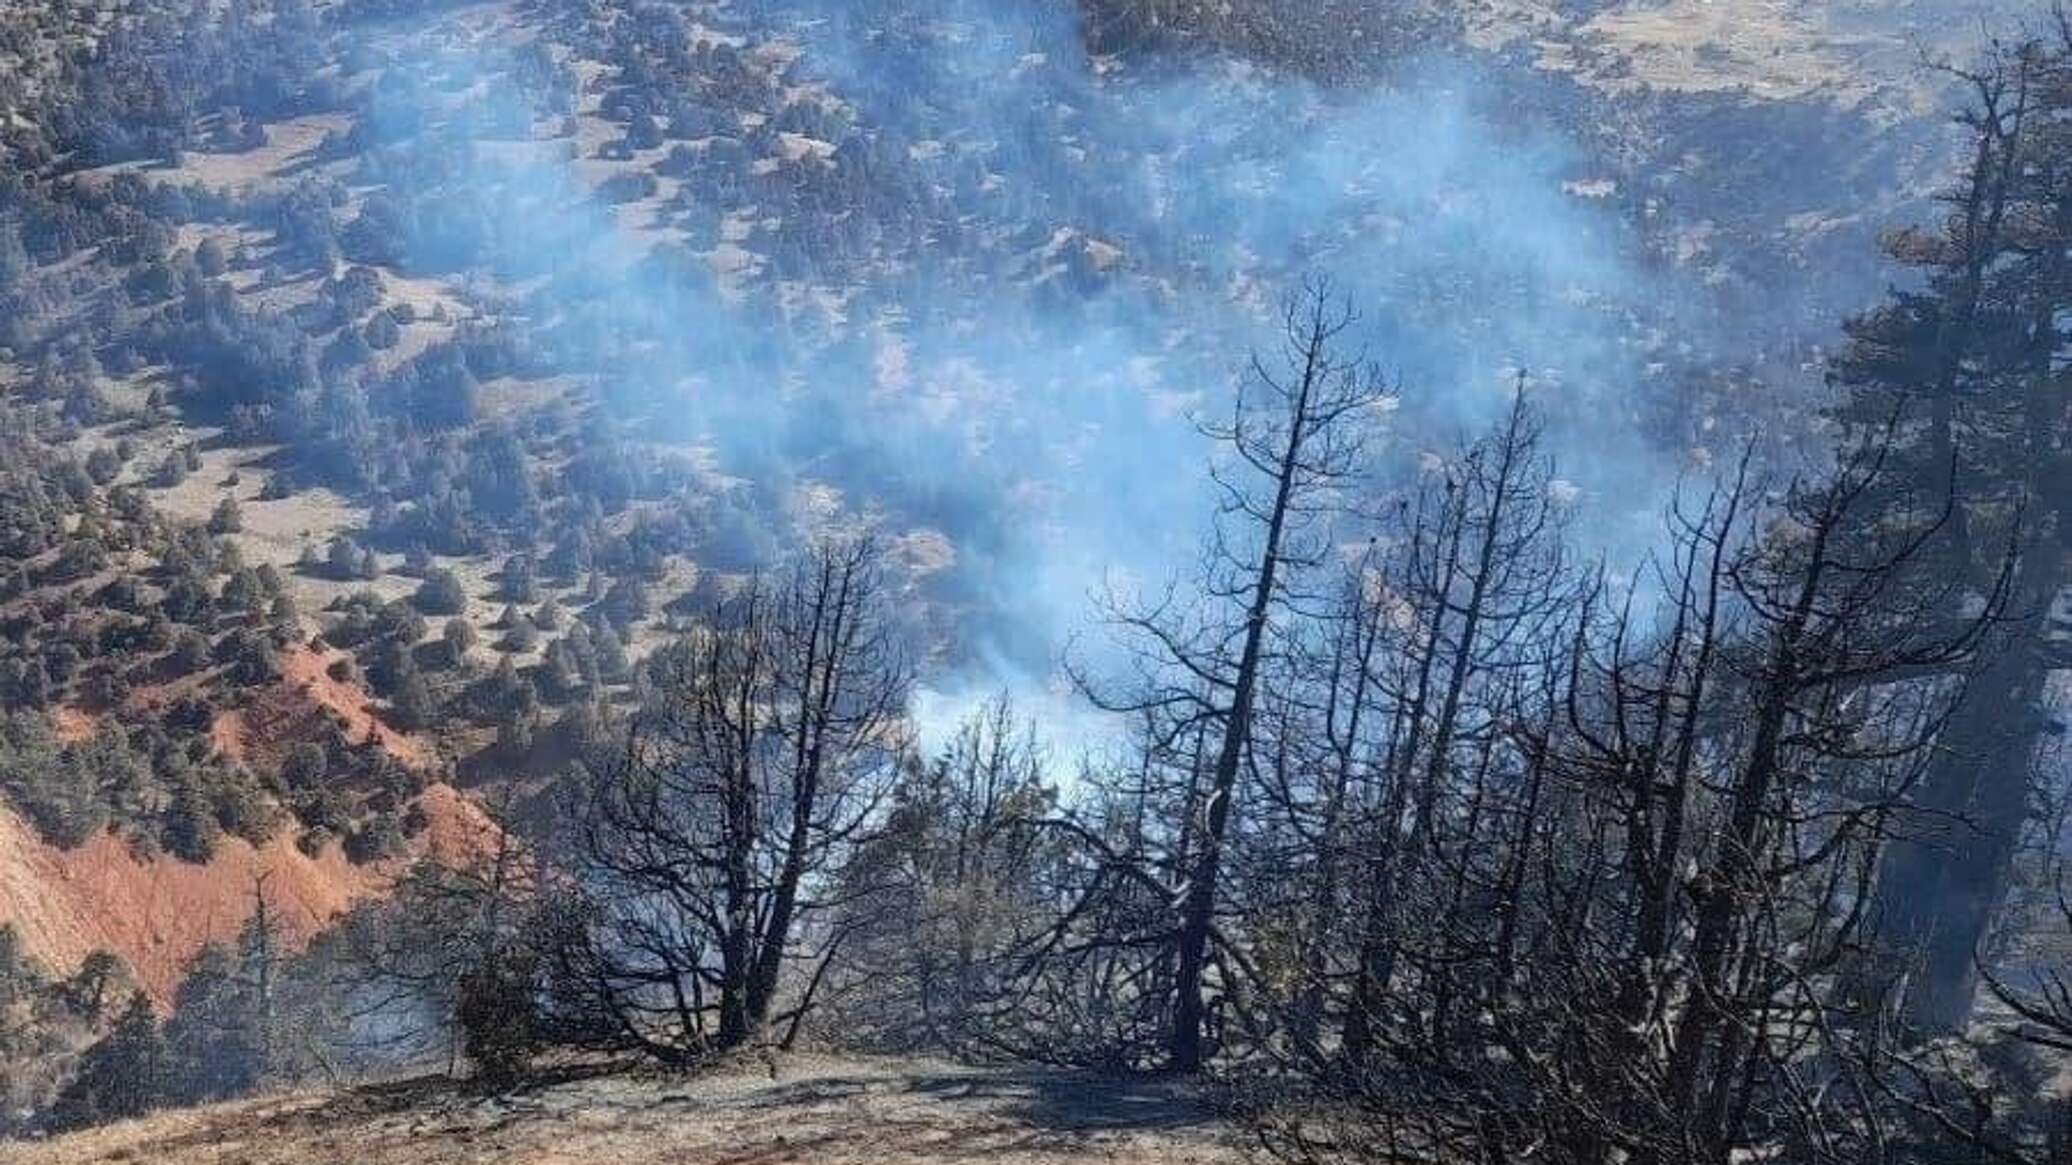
[299, 0, 1947, 706]
[2, 0, 2070, 1160]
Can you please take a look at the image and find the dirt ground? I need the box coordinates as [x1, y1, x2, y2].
[4, 1056, 1244, 1165]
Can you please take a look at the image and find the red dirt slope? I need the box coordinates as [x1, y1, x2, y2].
[210, 644, 437, 772]
[0, 783, 492, 1005]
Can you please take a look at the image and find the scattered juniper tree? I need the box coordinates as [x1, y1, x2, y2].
[47, 991, 163, 1133]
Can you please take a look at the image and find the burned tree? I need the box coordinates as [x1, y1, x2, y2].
[827, 696, 1060, 1052]
[337, 794, 546, 1083]
[1243, 420, 2006, 1165]
[1335, 383, 1573, 1073]
[1832, 26, 2072, 1033]
[1075, 280, 1390, 1072]
[570, 534, 911, 1058]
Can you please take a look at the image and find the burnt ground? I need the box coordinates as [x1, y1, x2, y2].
[5, 1055, 1243, 1165]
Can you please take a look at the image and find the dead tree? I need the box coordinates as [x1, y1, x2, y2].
[1074, 279, 1389, 1072]
[1339, 384, 1571, 1072]
[1243, 415, 2005, 1165]
[573, 533, 910, 1059]
[827, 695, 1059, 1052]
[1833, 28, 2072, 1033]
[334, 790, 543, 1080]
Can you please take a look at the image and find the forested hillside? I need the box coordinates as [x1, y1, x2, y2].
[1, 0, 2070, 1161]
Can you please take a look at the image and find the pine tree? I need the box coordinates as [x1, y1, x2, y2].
[391, 668, 437, 731]
[48, 991, 164, 1131]
[1832, 36, 2072, 1031]
[0, 923, 40, 1009]
[163, 942, 261, 1104]
[414, 568, 467, 615]
[162, 776, 221, 863]
[207, 495, 243, 535]
[63, 950, 127, 1023]
[502, 554, 538, 603]
[443, 617, 479, 666]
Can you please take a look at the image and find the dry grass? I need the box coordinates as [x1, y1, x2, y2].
[1470, 0, 2013, 111]
[2, 1056, 1241, 1165]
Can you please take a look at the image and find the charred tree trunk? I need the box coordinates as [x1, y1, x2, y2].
[1869, 559, 2055, 1033]
[1168, 297, 1321, 1075]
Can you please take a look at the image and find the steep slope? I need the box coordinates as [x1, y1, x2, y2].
[0, 781, 489, 1004]
[0, 0, 2023, 1042]
[207, 644, 438, 773]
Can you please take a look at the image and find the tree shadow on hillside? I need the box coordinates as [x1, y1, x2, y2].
[731, 1064, 1215, 1135]
[903, 1066, 1216, 1134]
[141, 1060, 1220, 1160]
[182, 1059, 626, 1150]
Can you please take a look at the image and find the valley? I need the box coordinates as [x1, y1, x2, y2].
[1, 0, 2068, 1158]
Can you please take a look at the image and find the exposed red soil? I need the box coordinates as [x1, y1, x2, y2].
[209, 644, 437, 772]
[118, 669, 211, 716]
[48, 705, 96, 744]
[11, 647, 480, 1002]
[6, 639, 478, 1002]
[0, 783, 494, 1005]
